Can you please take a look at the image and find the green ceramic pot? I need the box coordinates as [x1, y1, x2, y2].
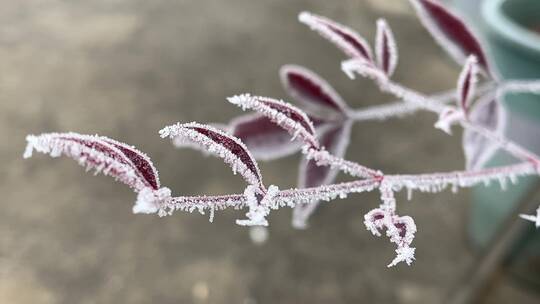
[469, 0, 540, 286]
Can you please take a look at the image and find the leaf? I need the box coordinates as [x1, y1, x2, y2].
[24, 132, 161, 192]
[457, 56, 479, 116]
[462, 94, 507, 170]
[293, 121, 352, 229]
[375, 19, 398, 77]
[227, 94, 320, 149]
[160, 122, 265, 192]
[299, 11, 373, 62]
[409, 0, 491, 75]
[229, 113, 303, 161]
[280, 64, 350, 117]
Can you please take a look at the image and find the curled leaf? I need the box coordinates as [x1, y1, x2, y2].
[293, 121, 352, 229]
[160, 122, 265, 192]
[409, 0, 491, 75]
[280, 64, 349, 117]
[299, 11, 373, 62]
[375, 19, 398, 77]
[227, 94, 320, 148]
[462, 94, 507, 170]
[457, 56, 479, 116]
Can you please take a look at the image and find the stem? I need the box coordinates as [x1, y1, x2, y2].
[348, 83, 494, 122]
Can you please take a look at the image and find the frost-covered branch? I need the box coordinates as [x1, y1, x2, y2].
[24, 0, 540, 268]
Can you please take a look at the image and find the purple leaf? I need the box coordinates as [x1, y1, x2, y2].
[299, 12, 373, 62]
[229, 114, 303, 161]
[24, 132, 161, 192]
[409, 0, 491, 75]
[375, 19, 398, 77]
[457, 56, 479, 116]
[463, 94, 507, 170]
[293, 121, 352, 228]
[228, 94, 320, 149]
[160, 122, 265, 192]
[101, 138, 160, 190]
[280, 64, 350, 116]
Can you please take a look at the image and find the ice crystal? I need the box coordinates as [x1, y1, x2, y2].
[236, 185, 279, 226]
[520, 206, 540, 228]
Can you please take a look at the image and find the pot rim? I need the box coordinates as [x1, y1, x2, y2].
[482, 0, 540, 55]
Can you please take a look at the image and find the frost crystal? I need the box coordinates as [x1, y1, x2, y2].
[236, 185, 279, 226]
[133, 187, 172, 214]
[520, 206, 540, 228]
[434, 106, 463, 135]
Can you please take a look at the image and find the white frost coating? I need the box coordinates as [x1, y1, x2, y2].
[24, 133, 146, 191]
[298, 11, 373, 61]
[388, 246, 416, 267]
[375, 19, 398, 77]
[434, 106, 464, 135]
[236, 185, 279, 226]
[341, 58, 387, 82]
[160, 122, 264, 190]
[227, 94, 320, 148]
[496, 80, 540, 101]
[520, 206, 540, 228]
[133, 187, 172, 214]
[457, 56, 479, 114]
[386, 162, 537, 193]
[304, 146, 381, 179]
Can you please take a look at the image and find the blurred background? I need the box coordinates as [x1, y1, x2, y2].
[1, 0, 539, 303]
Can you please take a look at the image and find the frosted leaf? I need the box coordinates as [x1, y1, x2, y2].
[227, 94, 320, 149]
[24, 132, 161, 192]
[228, 114, 303, 161]
[408, 0, 492, 76]
[236, 185, 279, 226]
[434, 106, 463, 135]
[280, 64, 350, 116]
[375, 19, 398, 77]
[462, 94, 506, 170]
[298, 11, 373, 61]
[457, 56, 479, 116]
[293, 122, 352, 229]
[160, 122, 265, 191]
[519, 206, 540, 228]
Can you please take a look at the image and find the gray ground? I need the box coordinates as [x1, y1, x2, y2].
[0, 0, 538, 303]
